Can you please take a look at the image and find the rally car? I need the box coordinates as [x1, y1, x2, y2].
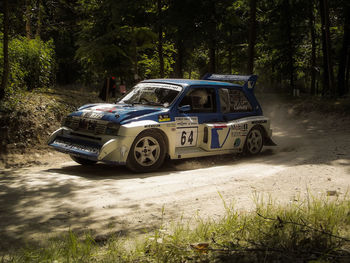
[48, 74, 275, 172]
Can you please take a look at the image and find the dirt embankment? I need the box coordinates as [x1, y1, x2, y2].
[0, 88, 104, 168]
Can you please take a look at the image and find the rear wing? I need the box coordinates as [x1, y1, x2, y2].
[202, 73, 258, 90]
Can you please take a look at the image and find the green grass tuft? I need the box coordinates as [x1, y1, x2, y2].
[2, 194, 350, 262]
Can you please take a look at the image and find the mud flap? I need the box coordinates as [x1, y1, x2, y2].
[264, 137, 277, 146]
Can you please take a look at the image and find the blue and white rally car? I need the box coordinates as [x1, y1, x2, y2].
[48, 74, 275, 172]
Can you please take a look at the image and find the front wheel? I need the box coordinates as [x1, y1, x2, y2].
[244, 127, 264, 155]
[126, 131, 166, 172]
[70, 155, 97, 165]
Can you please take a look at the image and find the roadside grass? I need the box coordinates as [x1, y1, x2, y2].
[2, 194, 350, 263]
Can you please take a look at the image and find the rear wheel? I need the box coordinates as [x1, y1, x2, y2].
[70, 155, 97, 165]
[244, 127, 263, 155]
[126, 130, 166, 172]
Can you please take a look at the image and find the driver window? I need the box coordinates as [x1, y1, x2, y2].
[179, 88, 216, 113]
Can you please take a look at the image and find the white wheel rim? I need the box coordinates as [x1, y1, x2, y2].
[247, 130, 262, 154]
[134, 136, 160, 166]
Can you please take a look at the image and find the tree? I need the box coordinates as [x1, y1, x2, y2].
[337, 1, 350, 96]
[157, 0, 164, 78]
[25, 0, 32, 39]
[319, 0, 335, 96]
[247, 0, 257, 74]
[308, 0, 317, 95]
[35, 0, 43, 38]
[0, 0, 9, 100]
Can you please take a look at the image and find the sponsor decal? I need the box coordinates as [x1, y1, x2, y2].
[144, 124, 161, 128]
[214, 124, 227, 129]
[166, 123, 176, 127]
[234, 138, 241, 147]
[175, 117, 198, 127]
[158, 114, 171, 122]
[82, 112, 104, 119]
[95, 106, 117, 113]
[231, 123, 248, 131]
[252, 120, 267, 124]
[232, 131, 247, 137]
[211, 127, 231, 149]
[137, 83, 182, 92]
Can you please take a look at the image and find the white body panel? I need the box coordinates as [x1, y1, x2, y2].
[48, 115, 272, 164]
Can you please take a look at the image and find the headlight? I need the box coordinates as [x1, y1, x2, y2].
[105, 123, 120, 135]
[62, 116, 72, 127]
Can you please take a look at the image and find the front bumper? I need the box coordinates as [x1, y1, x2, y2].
[48, 127, 128, 163]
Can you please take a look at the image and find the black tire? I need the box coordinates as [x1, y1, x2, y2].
[126, 130, 166, 172]
[244, 126, 264, 155]
[70, 155, 97, 165]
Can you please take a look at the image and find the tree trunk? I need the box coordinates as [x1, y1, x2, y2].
[209, 42, 216, 73]
[282, 0, 295, 93]
[131, 28, 138, 82]
[308, 0, 317, 95]
[319, 0, 335, 96]
[228, 29, 232, 74]
[174, 39, 183, 78]
[247, 0, 257, 75]
[35, 0, 43, 38]
[337, 3, 350, 97]
[346, 53, 350, 94]
[25, 0, 32, 39]
[0, 0, 9, 100]
[208, 1, 216, 73]
[157, 0, 164, 78]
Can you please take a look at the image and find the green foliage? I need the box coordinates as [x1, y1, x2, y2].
[0, 36, 56, 96]
[2, 0, 349, 96]
[138, 41, 176, 78]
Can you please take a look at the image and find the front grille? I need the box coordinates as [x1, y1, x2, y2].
[70, 117, 107, 135]
[71, 118, 80, 130]
[95, 123, 107, 134]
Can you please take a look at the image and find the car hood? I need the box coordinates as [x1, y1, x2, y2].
[69, 103, 167, 124]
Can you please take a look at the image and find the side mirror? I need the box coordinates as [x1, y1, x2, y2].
[178, 105, 191, 112]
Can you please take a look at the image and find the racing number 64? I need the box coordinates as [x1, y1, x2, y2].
[181, 130, 194, 145]
[176, 127, 197, 147]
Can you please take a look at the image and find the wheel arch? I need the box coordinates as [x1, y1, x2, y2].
[136, 128, 169, 154]
[126, 128, 168, 172]
[244, 124, 264, 155]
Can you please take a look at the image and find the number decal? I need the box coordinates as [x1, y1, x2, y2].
[181, 131, 187, 145]
[176, 128, 198, 147]
[188, 131, 194, 144]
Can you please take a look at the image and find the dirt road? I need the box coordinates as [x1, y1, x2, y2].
[1, 101, 350, 250]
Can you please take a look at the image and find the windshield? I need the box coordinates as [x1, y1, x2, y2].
[120, 83, 182, 108]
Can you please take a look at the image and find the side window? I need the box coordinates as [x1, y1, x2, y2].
[219, 88, 253, 113]
[179, 88, 217, 113]
[219, 88, 230, 113]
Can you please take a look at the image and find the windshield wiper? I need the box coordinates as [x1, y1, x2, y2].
[141, 101, 164, 107]
[122, 100, 135, 106]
